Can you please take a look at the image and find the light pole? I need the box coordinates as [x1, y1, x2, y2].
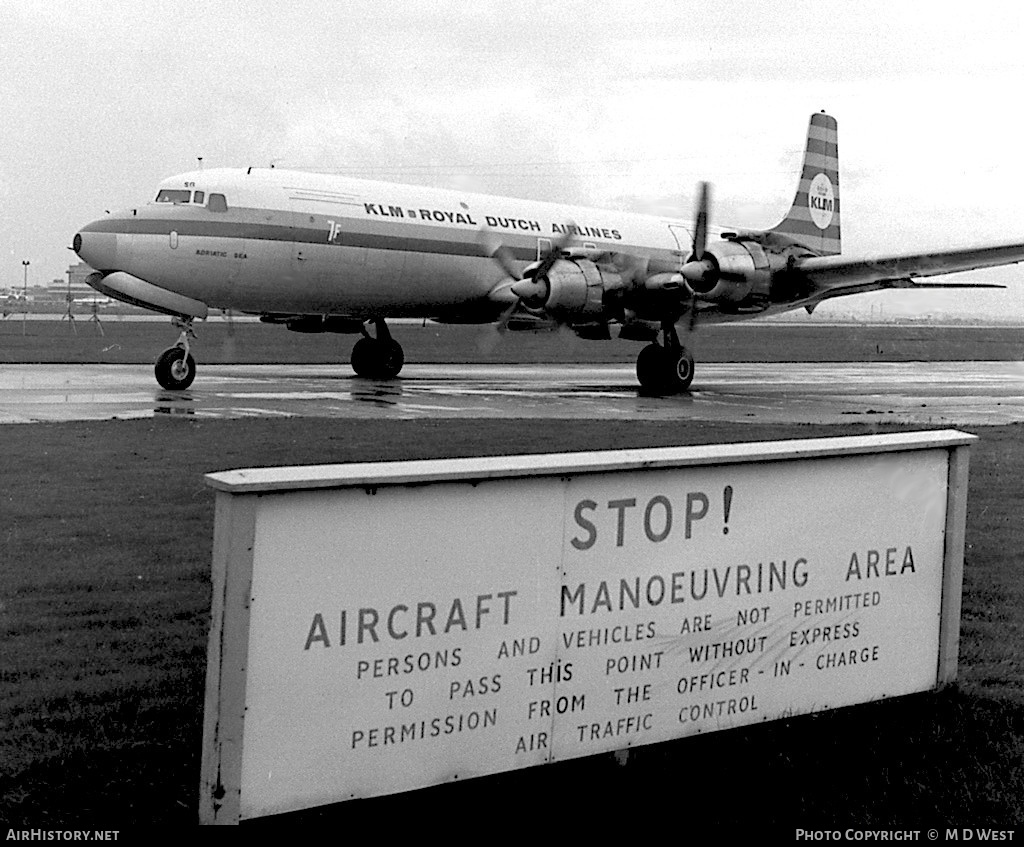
[21, 260, 29, 336]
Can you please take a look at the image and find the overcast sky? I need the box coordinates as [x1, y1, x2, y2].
[3, 0, 1023, 318]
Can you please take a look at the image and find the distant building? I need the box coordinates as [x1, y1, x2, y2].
[36, 262, 100, 301]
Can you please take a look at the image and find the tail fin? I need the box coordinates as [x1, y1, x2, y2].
[770, 111, 840, 256]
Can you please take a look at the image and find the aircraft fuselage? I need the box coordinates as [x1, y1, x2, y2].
[77, 168, 694, 320]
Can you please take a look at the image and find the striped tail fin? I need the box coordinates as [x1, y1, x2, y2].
[770, 112, 840, 256]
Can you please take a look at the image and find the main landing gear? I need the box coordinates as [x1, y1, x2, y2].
[351, 318, 405, 379]
[635, 324, 695, 395]
[155, 318, 197, 391]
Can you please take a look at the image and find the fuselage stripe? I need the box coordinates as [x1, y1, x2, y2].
[82, 211, 681, 265]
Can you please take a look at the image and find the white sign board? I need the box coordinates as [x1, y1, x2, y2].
[200, 431, 972, 824]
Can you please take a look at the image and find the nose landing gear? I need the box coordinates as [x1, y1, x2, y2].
[155, 318, 197, 391]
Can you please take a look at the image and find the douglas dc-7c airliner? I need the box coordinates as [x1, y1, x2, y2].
[73, 112, 1024, 393]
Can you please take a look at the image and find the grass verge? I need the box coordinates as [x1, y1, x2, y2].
[1, 417, 1021, 829]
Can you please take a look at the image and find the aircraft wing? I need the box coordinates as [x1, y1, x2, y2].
[797, 241, 1024, 299]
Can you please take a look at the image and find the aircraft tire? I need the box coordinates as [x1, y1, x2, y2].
[155, 346, 196, 391]
[351, 336, 378, 377]
[636, 344, 694, 394]
[669, 347, 695, 392]
[636, 343, 671, 393]
[351, 337, 405, 379]
[378, 339, 404, 378]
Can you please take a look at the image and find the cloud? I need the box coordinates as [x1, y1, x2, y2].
[5, 0, 1024, 304]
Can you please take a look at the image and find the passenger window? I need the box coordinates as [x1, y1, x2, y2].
[193, 191, 204, 205]
[208, 193, 228, 213]
[155, 189, 191, 204]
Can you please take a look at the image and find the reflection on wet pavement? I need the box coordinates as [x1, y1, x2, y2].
[1, 362, 1023, 425]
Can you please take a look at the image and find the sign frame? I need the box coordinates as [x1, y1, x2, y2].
[199, 430, 974, 824]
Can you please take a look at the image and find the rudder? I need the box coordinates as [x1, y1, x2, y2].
[770, 112, 840, 256]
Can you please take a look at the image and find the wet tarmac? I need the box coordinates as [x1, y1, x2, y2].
[2, 361, 1024, 425]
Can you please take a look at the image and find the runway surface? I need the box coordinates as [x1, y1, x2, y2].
[2, 361, 1024, 425]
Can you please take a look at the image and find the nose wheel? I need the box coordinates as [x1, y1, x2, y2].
[155, 346, 196, 390]
[155, 318, 197, 390]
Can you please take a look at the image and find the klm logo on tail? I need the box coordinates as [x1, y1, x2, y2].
[807, 172, 835, 230]
[771, 112, 841, 255]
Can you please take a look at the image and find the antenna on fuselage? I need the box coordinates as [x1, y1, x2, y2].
[197, 156, 204, 169]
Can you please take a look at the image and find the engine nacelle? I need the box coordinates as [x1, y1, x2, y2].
[518, 259, 621, 319]
[681, 240, 771, 305]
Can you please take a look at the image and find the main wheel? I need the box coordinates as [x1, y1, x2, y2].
[376, 339, 404, 378]
[351, 336, 378, 377]
[155, 346, 196, 390]
[636, 343, 671, 393]
[350, 337, 405, 379]
[636, 344, 695, 394]
[668, 347, 695, 392]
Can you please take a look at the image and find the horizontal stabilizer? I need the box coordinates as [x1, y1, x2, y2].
[799, 241, 1024, 292]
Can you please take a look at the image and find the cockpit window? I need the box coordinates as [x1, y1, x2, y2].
[154, 188, 228, 210]
[155, 189, 193, 204]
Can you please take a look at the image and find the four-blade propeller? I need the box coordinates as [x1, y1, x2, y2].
[482, 224, 576, 331]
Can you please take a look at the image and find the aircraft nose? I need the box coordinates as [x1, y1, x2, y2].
[73, 224, 119, 271]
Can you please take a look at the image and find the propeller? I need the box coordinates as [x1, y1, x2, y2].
[507, 224, 577, 314]
[479, 223, 576, 333]
[478, 228, 522, 335]
[679, 182, 713, 330]
[692, 181, 709, 261]
[680, 181, 716, 292]
[480, 228, 522, 282]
